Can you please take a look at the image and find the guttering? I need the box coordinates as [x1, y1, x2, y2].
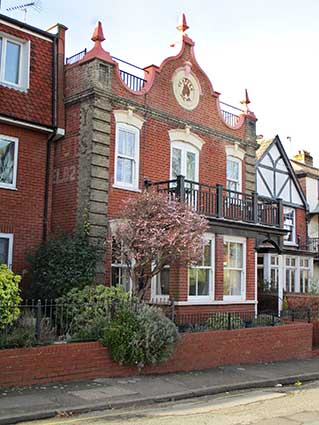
[42, 30, 58, 242]
[0, 13, 55, 41]
[0, 114, 54, 133]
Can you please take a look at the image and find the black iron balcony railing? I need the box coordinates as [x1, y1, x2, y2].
[219, 101, 243, 128]
[145, 175, 283, 228]
[66, 49, 87, 65]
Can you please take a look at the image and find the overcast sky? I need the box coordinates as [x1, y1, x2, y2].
[2, 0, 319, 164]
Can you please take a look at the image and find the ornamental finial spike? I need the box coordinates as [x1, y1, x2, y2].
[176, 13, 189, 34]
[240, 88, 251, 113]
[91, 21, 105, 43]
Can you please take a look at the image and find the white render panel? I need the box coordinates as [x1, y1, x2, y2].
[309, 216, 319, 238]
[291, 184, 303, 205]
[306, 177, 318, 211]
[276, 158, 287, 171]
[257, 173, 271, 197]
[276, 172, 288, 197]
[263, 168, 274, 194]
[269, 144, 280, 162]
[280, 181, 290, 201]
[260, 153, 273, 167]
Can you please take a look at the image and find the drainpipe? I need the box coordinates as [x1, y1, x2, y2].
[42, 31, 58, 242]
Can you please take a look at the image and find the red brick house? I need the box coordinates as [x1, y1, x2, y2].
[52, 16, 286, 314]
[0, 13, 66, 290]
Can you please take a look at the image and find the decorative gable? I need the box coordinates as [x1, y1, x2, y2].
[256, 136, 306, 207]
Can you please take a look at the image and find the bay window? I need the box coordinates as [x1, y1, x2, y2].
[152, 266, 170, 300]
[285, 256, 297, 292]
[223, 237, 246, 299]
[188, 237, 214, 300]
[111, 239, 131, 292]
[300, 257, 310, 293]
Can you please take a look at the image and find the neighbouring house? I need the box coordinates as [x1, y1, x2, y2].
[291, 150, 319, 283]
[52, 16, 287, 315]
[256, 136, 316, 312]
[0, 13, 66, 291]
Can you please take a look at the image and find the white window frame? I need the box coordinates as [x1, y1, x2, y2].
[300, 257, 312, 293]
[223, 236, 246, 301]
[114, 122, 140, 191]
[270, 254, 279, 291]
[188, 235, 215, 303]
[226, 156, 242, 193]
[0, 134, 19, 190]
[283, 207, 296, 245]
[111, 239, 132, 293]
[285, 256, 297, 292]
[0, 32, 30, 91]
[0, 233, 13, 269]
[170, 140, 199, 182]
[113, 109, 144, 192]
[151, 265, 170, 302]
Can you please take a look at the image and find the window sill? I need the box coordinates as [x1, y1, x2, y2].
[175, 300, 256, 306]
[0, 185, 17, 191]
[0, 81, 28, 93]
[112, 184, 141, 193]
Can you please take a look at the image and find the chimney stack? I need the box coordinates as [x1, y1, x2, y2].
[293, 150, 313, 167]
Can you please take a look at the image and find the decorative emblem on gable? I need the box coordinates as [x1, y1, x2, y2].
[172, 64, 200, 111]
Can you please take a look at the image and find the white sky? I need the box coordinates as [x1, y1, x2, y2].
[2, 0, 319, 164]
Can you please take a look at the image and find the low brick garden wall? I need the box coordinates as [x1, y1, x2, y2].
[0, 322, 313, 388]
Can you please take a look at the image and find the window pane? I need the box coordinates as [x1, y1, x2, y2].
[155, 268, 170, 296]
[0, 139, 15, 185]
[5, 41, 20, 84]
[227, 180, 238, 192]
[228, 242, 242, 268]
[189, 268, 196, 295]
[224, 270, 241, 296]
[117, 157, 133, 184]
[0, 38, 2, 69]
[227, 159, 239, 180]
[0, 238, 9, 265]
[257, 255, 264, 265]
[197, 269, 209, 295]
[186, 151, 196, 180]
[291, 270, 295, 292]
[118, 129, 135, 157]
[204, 241, 211, 266]
[172, 148, 182, 178]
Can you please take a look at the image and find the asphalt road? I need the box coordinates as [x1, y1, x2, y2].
[20, 381, 319, 425]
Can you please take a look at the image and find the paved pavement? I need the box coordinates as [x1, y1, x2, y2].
[2, 357, 319, 424]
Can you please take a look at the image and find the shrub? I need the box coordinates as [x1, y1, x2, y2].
[28, 233, 98, 299]
[207, 314, 243, 330]
[57, 285, 132, 341]
[0, 311, 35, 348]
[251, 314, 281, 327]
[0, 264, 22, 329]
[103, 304, 179, 368]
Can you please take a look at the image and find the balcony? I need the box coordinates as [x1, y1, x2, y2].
[145, 176, 283, 229]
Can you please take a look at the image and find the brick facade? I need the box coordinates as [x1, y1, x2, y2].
[0, 15, 65, 292]
[0, 323, 312, 388]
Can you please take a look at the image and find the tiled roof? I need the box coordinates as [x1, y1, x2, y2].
[291, 159, 319, 178]
[256, 139, 274, 160]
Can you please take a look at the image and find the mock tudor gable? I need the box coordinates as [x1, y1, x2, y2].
[256, 136, 307, 208]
